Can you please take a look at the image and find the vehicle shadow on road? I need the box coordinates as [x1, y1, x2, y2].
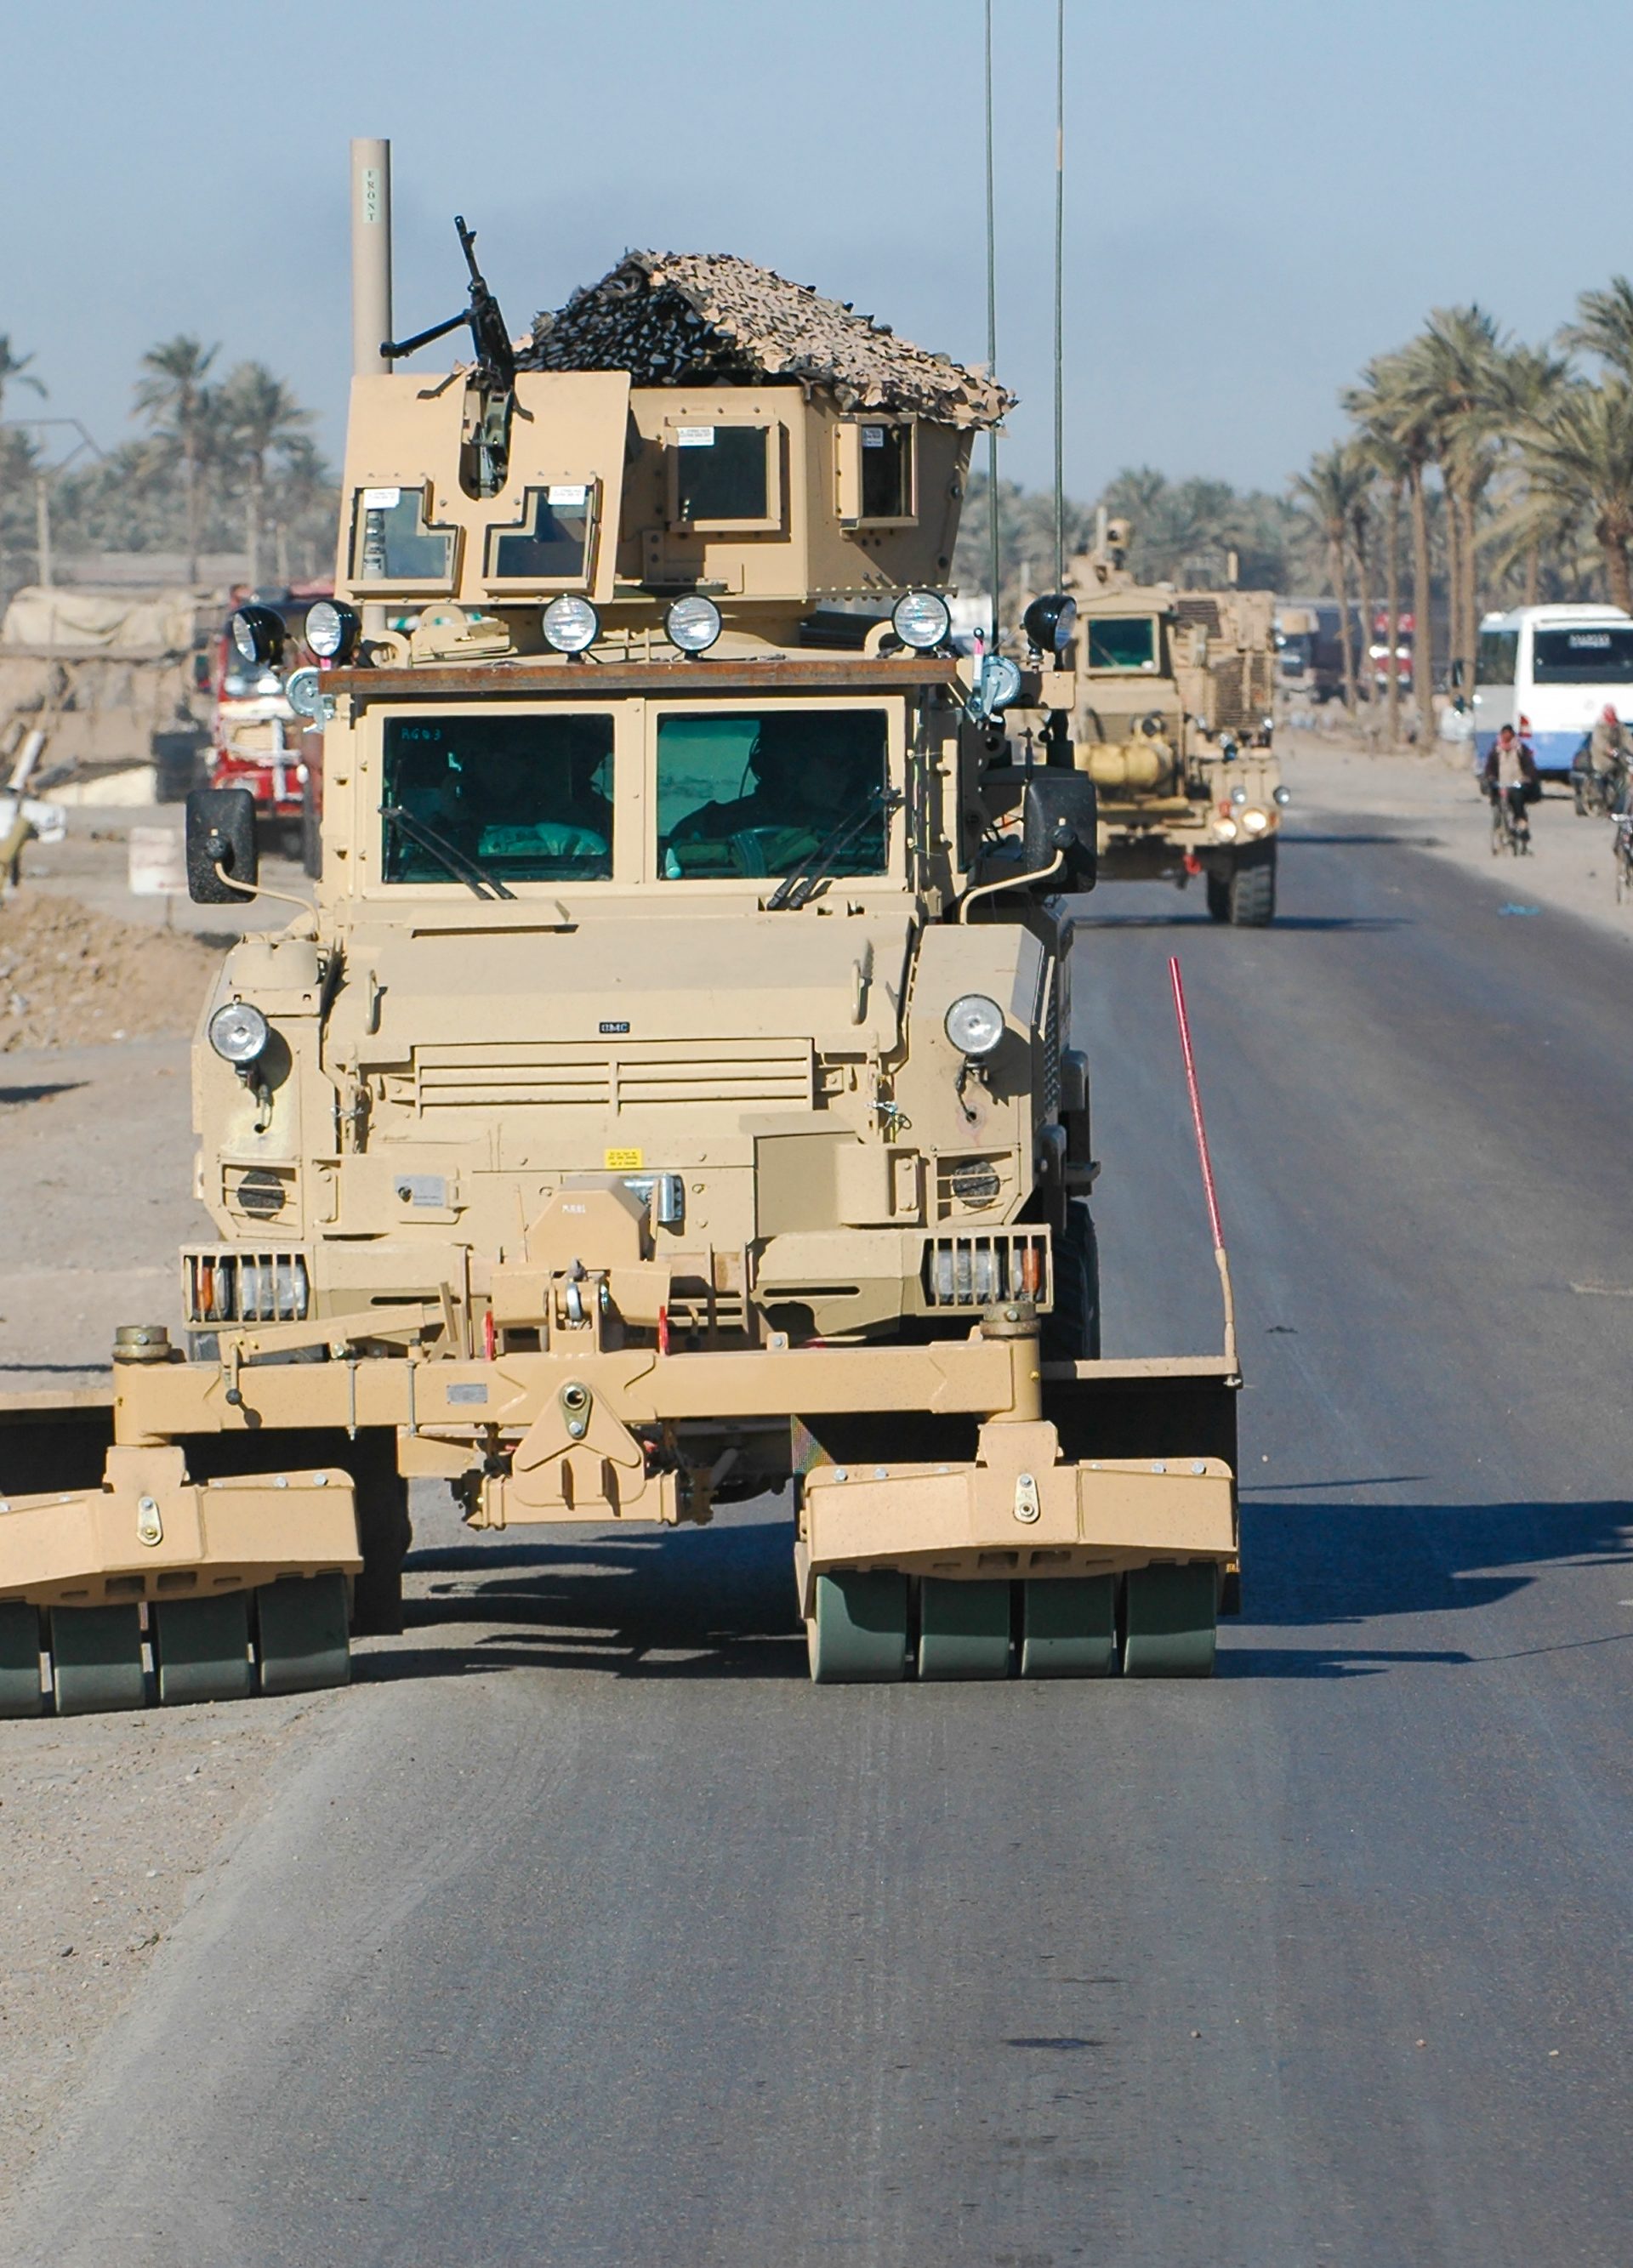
[1078, 912, 1408, 933]
[1220, 1494, 1633, 1678]
[361, 1510, 809, 1684]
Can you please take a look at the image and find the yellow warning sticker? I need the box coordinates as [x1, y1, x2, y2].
[605, 1147, 644, 1171]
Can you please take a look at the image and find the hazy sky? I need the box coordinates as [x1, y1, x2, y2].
[5, 0, 1630, 502]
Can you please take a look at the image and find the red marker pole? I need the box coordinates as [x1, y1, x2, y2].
[1169, 956, 1238, 1373]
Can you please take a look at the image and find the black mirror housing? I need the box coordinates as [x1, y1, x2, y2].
[185, 787, 259, 903]
[1021, 770, 1098, 890]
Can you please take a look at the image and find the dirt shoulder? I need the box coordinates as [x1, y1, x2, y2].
[0, 889, 356, 2200]
[1280, 725, 1633, 947]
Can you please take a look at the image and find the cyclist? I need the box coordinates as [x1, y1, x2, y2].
[1483, 722, 1539, 847]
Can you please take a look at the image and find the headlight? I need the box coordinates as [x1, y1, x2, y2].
[229, 605, 284, 668]
[304, 598, 361, 662]
[1273, 785, 1291, 807]
[543, 595, 600, 654]
[944, 993, 1005, 1058]
[1214, 816, 1239, 843]
[1242, 807, 1269, 834]
[1022, 592, 1078, 657]
[666, 594, 722, 654]
[892, 590, 952, 651]
[208, 1000, 270, 1066]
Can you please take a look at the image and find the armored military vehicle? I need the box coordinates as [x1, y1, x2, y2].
[0, 162, 1241, 1708]
[1064, 520, 1286, 924]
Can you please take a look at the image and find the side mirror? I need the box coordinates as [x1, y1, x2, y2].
[185, 787, 259, 903]
[1021, 770, 1097, 891]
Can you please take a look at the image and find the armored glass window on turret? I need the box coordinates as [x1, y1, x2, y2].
[350, 487, 458, 587]
[381, 713, 613, 885]
[657, 709, 889, 880]
[485, 485, 597, 586]
[1086, 617, 1158, 671]
[669, 425, 778, 529]
[861, 423, 913, 520]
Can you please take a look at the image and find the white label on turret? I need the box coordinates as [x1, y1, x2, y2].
[676, 427, 715, 446]
[548, 484, 589, 506]
[362, 486, 401, 509]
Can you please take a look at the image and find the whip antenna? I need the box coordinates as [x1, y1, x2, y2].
[1052, 0, 1066, 591]
[984, 0, 1002, 646]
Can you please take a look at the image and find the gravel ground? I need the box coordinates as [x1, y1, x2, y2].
[0, 865, 334, 2203]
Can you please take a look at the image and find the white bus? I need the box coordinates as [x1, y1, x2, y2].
[1474, 604, 1633, 778]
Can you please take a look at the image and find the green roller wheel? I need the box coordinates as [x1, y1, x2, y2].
[918, 1577, 1011, 1680]
[255, 1573, 351, 1695]
[49, 1604, 146, 1715]
[0, 1601, 45, 1717]
[808, 1571, 908, 1684]
[152, 1594, 253, 1705]
[1122, 1562, 1218, 1678]
[1020, 1575, 1117, 1679]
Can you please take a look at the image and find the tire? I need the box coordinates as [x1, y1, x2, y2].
[1226, 842, 1277, 926]
[1046, 1200, 1101, 1361]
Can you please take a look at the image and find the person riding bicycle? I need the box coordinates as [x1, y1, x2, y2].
[1484, 722, 1539, 839]
[1572, 704, 1632, 814]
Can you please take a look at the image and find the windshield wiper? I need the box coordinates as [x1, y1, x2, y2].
[766, 787, 903, 912]
[380, 805, 516, 901]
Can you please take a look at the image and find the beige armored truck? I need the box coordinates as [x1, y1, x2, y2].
[1063, 520, 1286, 924]
[0, 168, 1242, 1707]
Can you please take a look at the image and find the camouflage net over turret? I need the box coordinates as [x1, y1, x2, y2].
[521, 251, 1012, 429]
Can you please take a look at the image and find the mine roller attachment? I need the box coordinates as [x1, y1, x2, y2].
[797, 1405, 1236, 1685]
[0, 1424, 361, 1718]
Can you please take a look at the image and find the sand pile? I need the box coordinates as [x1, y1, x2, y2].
[0, 893, 218, 1051]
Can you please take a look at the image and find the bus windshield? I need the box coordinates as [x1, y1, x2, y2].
[1532, 627, 1633, 683]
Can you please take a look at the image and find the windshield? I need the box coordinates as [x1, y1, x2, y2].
[381, 713, 613, 884]
[1086, 617, 1158, 670]
[1477, 628, 1517, 686]
[1531, 626, 1633, 683]
[656, 708, 890, 879]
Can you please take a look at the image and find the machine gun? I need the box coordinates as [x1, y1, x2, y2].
[383, 214, 516, 395]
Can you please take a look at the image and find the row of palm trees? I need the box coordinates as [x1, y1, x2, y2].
[1297, 284, 1633, 742]
[0, 332, 333, 591]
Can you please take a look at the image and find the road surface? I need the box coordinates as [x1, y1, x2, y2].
[5, 815, 1632, 2266]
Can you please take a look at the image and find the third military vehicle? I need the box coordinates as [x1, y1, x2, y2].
[1064, 520, 1286, 924]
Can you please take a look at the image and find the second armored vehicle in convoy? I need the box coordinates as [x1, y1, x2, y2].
[1064, 520, 1286, 924]
[0, 169, 1243, 1710]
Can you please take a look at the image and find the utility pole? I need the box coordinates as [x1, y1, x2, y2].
[35, 472, 51, 588]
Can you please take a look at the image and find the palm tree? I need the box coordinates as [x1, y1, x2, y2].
[134, 335, 218, 583]
[1488, 342, 1570, 605]
[1560, 277, 1633, 381]
[1346, 349, 1438, 723]
[1397, 308, 1507, 691]
[1292, 443, 1372, 713]
[1346, 367, 1411, 743]
[218, 363, 313, 588]
[1515, 378, 1633, 611]
[0, 337, 45, 416]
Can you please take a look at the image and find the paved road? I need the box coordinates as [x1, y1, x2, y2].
[8, 816, 1633, 2266]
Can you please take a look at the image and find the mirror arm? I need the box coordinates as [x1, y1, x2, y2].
[211, 860, 318, 924]
[956, 844, 1064, 924]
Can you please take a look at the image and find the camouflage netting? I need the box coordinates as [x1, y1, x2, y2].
[521, 252, 1013, 428]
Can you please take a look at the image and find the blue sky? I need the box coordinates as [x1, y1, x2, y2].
[5, 0, 1630, 498]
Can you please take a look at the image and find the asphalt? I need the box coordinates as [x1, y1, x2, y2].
[6, 816, 1633, 2267]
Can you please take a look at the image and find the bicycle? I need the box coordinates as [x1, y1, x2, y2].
[1488, 785, 1530, 857]
[1614, 810, 1633, 902]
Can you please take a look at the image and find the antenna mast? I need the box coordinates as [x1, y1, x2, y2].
[984, 0, 1002, 646]
[1052, 0, 1066, 591]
